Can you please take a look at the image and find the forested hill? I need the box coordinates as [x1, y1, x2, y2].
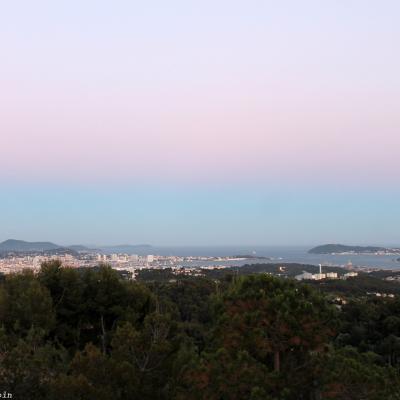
[0, 239, 62, 252]
[0, 261, 400, 399]
[309, 244, 389, 254]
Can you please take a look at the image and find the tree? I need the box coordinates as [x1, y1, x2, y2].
[182, 275, 336, 399]
[0, 327, 67, 400]
[217, 275, 335, 373]
[0, 270, 55, 336]
[320, 346, 400, 399]
[39, 261, 85, 350]
[111, 311, 177, 399]
[49, 343, 118, 400]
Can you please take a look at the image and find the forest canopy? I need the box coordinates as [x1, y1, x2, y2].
[0, 261, 399, 399]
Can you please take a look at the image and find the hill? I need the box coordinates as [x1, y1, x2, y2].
[0, 240, 153, 255]
[308, 244, 388, 254]
[67, 244, 98, 252]
[0, 239, 62, 252]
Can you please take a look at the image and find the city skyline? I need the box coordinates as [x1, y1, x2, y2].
[1, 1, 399, 245]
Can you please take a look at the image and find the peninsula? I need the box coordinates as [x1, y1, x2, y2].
[309, 244, 400, 255]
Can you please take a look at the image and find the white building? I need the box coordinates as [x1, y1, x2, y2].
[295, 271, 314, 281]
[295, 265, 337, 281]
[344, 272, 358, 279]
[326, 272, 338, 279]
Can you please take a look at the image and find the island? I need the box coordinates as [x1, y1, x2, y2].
[309, 244, 400, 255]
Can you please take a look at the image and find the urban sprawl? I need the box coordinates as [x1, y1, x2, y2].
[0, 251, 361, 281]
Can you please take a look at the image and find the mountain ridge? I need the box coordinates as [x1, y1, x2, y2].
[0, 239, 63, 252]
[0, 239, 152, 254]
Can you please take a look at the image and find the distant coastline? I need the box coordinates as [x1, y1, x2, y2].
[309, 244, 400, 256]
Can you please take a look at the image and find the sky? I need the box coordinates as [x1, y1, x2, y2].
[1, 1, 399, 246]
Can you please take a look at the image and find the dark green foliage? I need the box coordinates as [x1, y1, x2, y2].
[0, 270, 55, 335]
[337, 296, 400, 366]
[0, 263, 400, 399]
[308, 244, 388, 254]
[310, 274, 400, 296]
[181, 275, 337, 399]
[319, 347, 400, 399]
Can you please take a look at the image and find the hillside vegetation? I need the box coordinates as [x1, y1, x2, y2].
[0, 261, 399, 399]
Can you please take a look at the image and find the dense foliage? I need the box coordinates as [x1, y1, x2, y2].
[0, 261, 400, 399]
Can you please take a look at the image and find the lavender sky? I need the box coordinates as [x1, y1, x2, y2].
[1, 1, 399, 245]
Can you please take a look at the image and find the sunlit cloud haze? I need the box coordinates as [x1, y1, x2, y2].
[1, 1, 399, 244]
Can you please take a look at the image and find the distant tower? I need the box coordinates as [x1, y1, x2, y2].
[319, 264, 322, 274]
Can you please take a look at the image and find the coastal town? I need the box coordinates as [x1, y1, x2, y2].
[0, 251, 263, 276]
[0, 250, 363, 282]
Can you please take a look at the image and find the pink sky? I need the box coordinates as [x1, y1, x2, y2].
[1, 1, 399, 185]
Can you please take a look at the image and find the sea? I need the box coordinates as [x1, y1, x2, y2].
[148, 246, 400, 270]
